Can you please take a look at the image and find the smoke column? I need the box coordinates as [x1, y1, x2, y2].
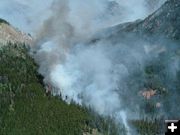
[31, 0, 168, 134]
[0, 0, 168, 134]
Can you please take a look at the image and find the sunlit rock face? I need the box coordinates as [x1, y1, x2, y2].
[0, 21, 33, 45]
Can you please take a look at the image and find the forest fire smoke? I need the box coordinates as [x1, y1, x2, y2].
[30, 0, 169, 134]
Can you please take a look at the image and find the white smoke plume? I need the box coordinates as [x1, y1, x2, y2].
[32, 1, 168, 134]
[0, 0, 168, 134]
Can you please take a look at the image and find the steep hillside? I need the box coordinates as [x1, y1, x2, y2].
[127, 0, 180, 40]
[0, 43, 86, 135]
[97, 0, 180, 41]
[0, 42, 122, 135]
[89, 1, 180, 134]
[0, 19, 32, 45]
[0, 17, 123, 135]
[0, 0, 179, 134]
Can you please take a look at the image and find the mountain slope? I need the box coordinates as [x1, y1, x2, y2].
[129, 0, 180, 40]
[97, 0, 180, 41]
[0, 24, 121, 135]
[89, 1, 180, 134]
[0, 19, 32, 45]
[0, 43, 88, 135]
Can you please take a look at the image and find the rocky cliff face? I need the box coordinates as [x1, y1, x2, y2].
[0, 20, 32, 45]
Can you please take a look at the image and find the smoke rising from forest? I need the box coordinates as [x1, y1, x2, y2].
[32, 0, 173, 134]
[3, 0, 179, 134]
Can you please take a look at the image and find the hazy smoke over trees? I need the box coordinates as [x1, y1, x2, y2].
[31, 0, 172, 134]
[3, 0, 179, 134]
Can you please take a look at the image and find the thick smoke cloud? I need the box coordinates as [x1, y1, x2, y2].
[32, 1, 170, 134]
[1, 0, 173, 134]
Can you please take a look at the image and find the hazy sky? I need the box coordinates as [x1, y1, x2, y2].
[0, 0, 166, 34]
[0, 0, 53, 33]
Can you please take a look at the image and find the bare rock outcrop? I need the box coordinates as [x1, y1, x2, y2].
[0, 22, 33, 46]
